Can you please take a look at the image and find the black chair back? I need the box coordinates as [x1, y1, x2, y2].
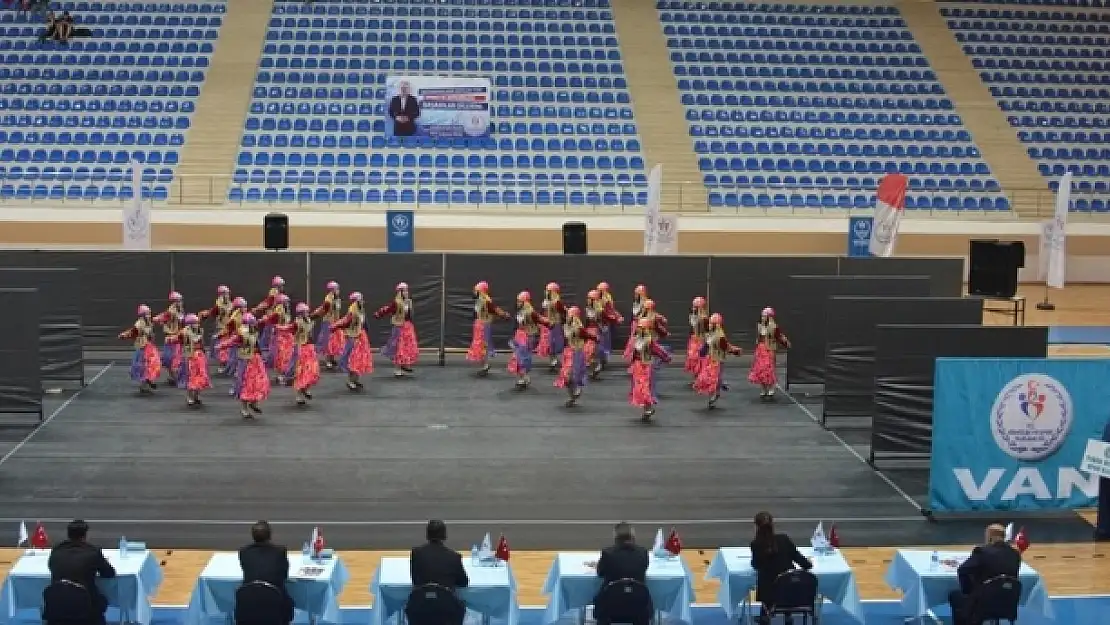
[768, 569, 819, 623]
[42, 579, 97, 625]
[593, 578, 653, 625]
[234, 580, 292, 625]
[975, 575, 1022, 625]
[404, 582, 466, 625]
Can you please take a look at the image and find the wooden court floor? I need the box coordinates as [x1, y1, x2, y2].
[1, 544, 1109, 607]
[1, 285, 1107, 606]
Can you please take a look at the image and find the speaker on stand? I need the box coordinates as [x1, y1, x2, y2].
[263, 213, 289, 251]
[968, 239, 1024, 299]
[562, 222, 587, 255]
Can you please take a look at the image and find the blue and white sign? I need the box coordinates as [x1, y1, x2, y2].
[930, 358, 1110, 512]
[847, 216, 873, 258]
[386, 210, 414, 253]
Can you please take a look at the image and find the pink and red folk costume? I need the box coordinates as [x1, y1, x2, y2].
[119, 304, 161, 393]
[685, 297, 709, 379]
[506, 290, 551, 389]
[466, 281, 510, 376]
[331, 292, 373, 391]
[628, 317, 672, 422]
[748, 307, 791, 401]
[217, 313, 271, 419]
[554, 307, 596, 407]
[374, 282, 419, 377]
[693, 313, 744, 409]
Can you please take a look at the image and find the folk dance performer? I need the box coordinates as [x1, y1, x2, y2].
[276, 303, 321, 405]
[554, 306, 595, 407]
[263, 294, 294, 385]
[624, 298, 670, 365]
[594, 281, 619, 371]
[466, 281, 510, 377]
[118, 304, 161, 394]
[535, 282, 566, 371]
[584, 289, 622, 380]
[217, 297, 249, 390]
[313, 281, 343, 370]
[153, 291, 185, 386]
[506, 290, 551, 389]
[218, 313, 270, 419]
[331, 292, 373, 391]
[628, 318, 672, 421]
[749, 307, 790, 401]
[177, 314, 211, 407]
[685, 296, 710, 379]
[373, 282, 419, 378]
[621, 284, 650, 360]
[693, 313, 744, 409]
[200, 285, 233, 374]
[251, 275, 286, 363]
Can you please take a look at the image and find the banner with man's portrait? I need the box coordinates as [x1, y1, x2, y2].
[383, 76, 492, 140]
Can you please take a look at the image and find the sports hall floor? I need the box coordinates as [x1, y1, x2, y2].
[0, 284, 1108, 623]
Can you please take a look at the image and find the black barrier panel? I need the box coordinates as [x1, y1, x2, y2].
[708, 256, 839, 347]
[443, 255, 589, 349]
[575, 255, 710, 348]
[0, 288, 42, 417]
[784, 275, 931, 387]
[171, 252, 308, 317]
[837, 257, 965, 297]
[822, 297, 982, 424]
[308, 253, 444, 349]
[0, 267, 81, 322]
[870, 324, 1048, 464]
[38, 323, 84, 384]
[0, 251, 171, 348]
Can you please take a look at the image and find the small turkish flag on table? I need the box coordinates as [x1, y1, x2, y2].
[665, 527, 682, 555]
[495, 534, 510, 562]
[31, 523, 49, 549]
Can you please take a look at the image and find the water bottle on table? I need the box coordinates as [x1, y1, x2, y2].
[930, 551, 940, 571]
[119, 536, 128, 559]
[471, 545, 479, 566]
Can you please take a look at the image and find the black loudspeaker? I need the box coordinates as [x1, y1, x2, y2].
[263, 213, 289, 250]
[563, 222, 588, 254]
[969, 239, 1024, 298]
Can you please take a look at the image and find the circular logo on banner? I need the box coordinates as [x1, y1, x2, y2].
[462, 113, 487, 137]
[852, 219, 871, 242]
[873, 213, 898, 248]
[391, 213, 410, 235]
[991, 373, 1073, 461]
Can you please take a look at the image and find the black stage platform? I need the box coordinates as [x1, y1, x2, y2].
[0, 356, 1094, 550]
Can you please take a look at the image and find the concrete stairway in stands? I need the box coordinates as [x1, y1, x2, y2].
[898, 0, 1047, 217]
[174, 0, 274, 205]
[611, 0, 707, 212]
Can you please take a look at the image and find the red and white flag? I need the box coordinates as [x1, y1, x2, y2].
[869, 173, 908, 258]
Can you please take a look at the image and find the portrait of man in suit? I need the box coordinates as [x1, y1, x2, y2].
[388, 81, 421, 137]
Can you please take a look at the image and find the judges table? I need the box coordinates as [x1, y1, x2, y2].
[706, 547, 864, 624]
[371, 557, 520, 625]
[884, 549, 1053, 622]
[183, 552, 349, 625]
[0, 548, 163, 625]
[541, 552, 694, 625]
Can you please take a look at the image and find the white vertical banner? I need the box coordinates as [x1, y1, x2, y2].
[643, 164, 663, 255]
[123, 161, 151, 250]
[654, 215, 679, 255]
[1038, 219, 1053, 280]
[1047, 172, 1071, 289]
[868, 173, 908, 258]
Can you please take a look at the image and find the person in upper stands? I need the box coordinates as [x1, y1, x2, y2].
[947, 523, 1022, 625]
[38, 10, 57, 41]
[388, 81, 421, 137]
[410, 520, 469, 590]
[47, 520, 116, 624]
[750, 511, 812, 625]
[56, 10, 73, 42]
[595, 522, 649, 586]
[239, 521, 289, 588]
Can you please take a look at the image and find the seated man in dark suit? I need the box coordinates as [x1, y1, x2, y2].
[596, 522, 649, 586]
[238, 521, 293, 619]
[948, 523, 1022, 625]
[47, 520, 116, 624]
[410, 520, 469, 590]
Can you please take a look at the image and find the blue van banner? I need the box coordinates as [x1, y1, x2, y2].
[930, 358, 1110, 512]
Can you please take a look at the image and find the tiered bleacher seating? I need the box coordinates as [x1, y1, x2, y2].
[0, 2, 224, 202]
[945, 4, 1110, 213]
[660, 2, 1008, 212]
[231, 0, 648, 207]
